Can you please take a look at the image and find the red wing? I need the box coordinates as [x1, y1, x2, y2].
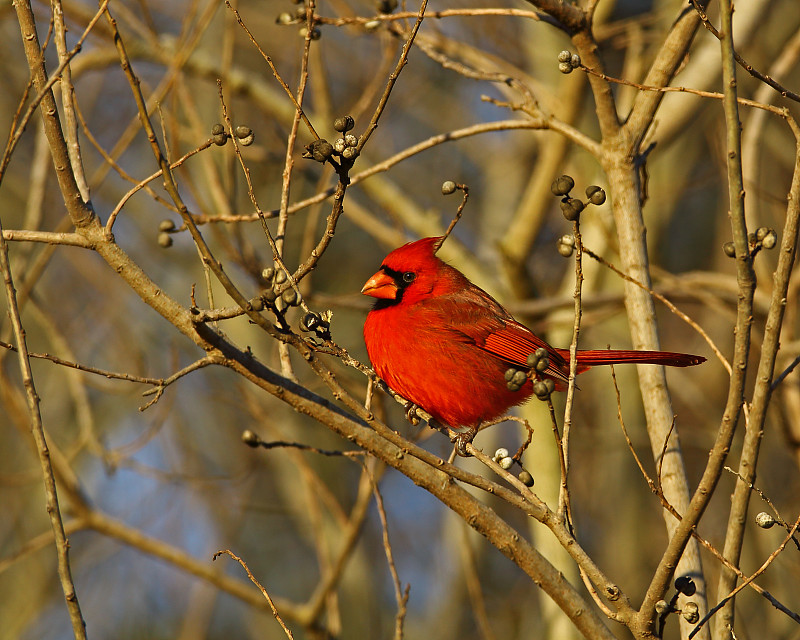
[428, 286, 571, 383]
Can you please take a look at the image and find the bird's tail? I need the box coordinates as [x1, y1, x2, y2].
[563, 349, 706, 368]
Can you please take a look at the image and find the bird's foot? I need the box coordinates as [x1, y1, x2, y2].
[404, 402, 421, 426]
[450, 429, 476, 457]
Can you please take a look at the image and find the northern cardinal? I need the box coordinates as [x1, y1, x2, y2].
[362, 237, 704, 444]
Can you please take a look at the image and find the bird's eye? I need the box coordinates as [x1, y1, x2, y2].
[401, 271, 416, 283]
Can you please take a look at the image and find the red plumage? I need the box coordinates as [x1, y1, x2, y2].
[362, 237, 704, 431]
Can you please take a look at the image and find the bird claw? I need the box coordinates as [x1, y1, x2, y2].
[404, 402, 421, 426]
[450, 430, 475, 457]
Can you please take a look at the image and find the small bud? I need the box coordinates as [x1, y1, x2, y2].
[242, 430, 260, 446]
[570, 53, 581, 69]
[341, 146, 358, 160]
[364, 19, 381, 30]
[558, 61, 573, 74]
[675, 576, 696, 596]
[159, 219, 176, 232]
[263, 287, 279, 303]
[493, 448, 509, 461]
[682, 602, 699, 624]
[276, 12, 294, 24]
[518, 470, 534, 486]
[551, 175, 575, 196]
[275, 296, 288, 312]
[585, 185, 606, 205]
[755, 512, 776, 529]
[511, 370, 527, 386]
[535, 357, 549, 373]
[157, 232, 173, 248]
[211, 123, 225, 136]
[504, 368, 517, 381]
[499, 456, 514, 470]
[333, 138, 347, 153]
[262, 266, 275, 281]
[333, 115, 355, 132]
[441, 180, 457, 195]
[557, 50, 572, 63]
[723, 241, 736, 258]
[295, 6, 308, 19]
[655, 600, 670, 615]
[344, 134, 358, 147]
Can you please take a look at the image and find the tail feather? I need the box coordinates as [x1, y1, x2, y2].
[558, 349, 706, 368]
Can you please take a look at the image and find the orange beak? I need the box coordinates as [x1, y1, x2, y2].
[361, 270, 398, 300]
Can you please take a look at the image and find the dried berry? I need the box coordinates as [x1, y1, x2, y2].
[333, 115, 355, 132]
[518, 470, 534, 486]
[755, 512, 776, 529]
[585, 185, 606, 205]
[157, 232, 173, 248]
[306, 138, 334, 162]
[723, 241, 736, 258]
[560, 198, 585, 221]
[675, 576, 696, 596]
[551, 175, 575, 196]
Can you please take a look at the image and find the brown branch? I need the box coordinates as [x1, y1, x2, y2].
[688, 0, 800, 104]
[640, 0, 754, 631]
[213, 550, 295, 639]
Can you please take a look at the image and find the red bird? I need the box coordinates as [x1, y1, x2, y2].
[362, 237, 704, 445]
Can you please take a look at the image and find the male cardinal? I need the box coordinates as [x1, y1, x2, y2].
[362, 237, 704, 445]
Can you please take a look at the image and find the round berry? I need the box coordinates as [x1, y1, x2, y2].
[518, 470, 534, 486]
[551, 175, 575, 196]
[333, 115, 355, 132]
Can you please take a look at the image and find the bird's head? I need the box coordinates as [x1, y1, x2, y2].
[361, 237, 458, 307]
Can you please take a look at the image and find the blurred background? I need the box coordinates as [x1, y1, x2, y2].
[1, 0, 799, 638]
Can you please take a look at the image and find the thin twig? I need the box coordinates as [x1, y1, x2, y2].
[367, 466, 410, 640]
[688, 0, 800, 104]
[213, 549, 295, 639]
[582, 245, 729, 372]
[0, 185, 86, 640]
[689, 513, 800, 637]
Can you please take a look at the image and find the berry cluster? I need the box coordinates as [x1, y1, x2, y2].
[503, 348, 556, 401]
[492, 448, 534, 487]
[276, 0, 321, 40]
[210, 123, 254, 148]
[722, 226, 777, 259]
[557, 50, 582, 74]
[655, 576, 700, 629]
[551, 174, 606, 223]
[303, 115, 359, 165]
[261, 263, 331, 339]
